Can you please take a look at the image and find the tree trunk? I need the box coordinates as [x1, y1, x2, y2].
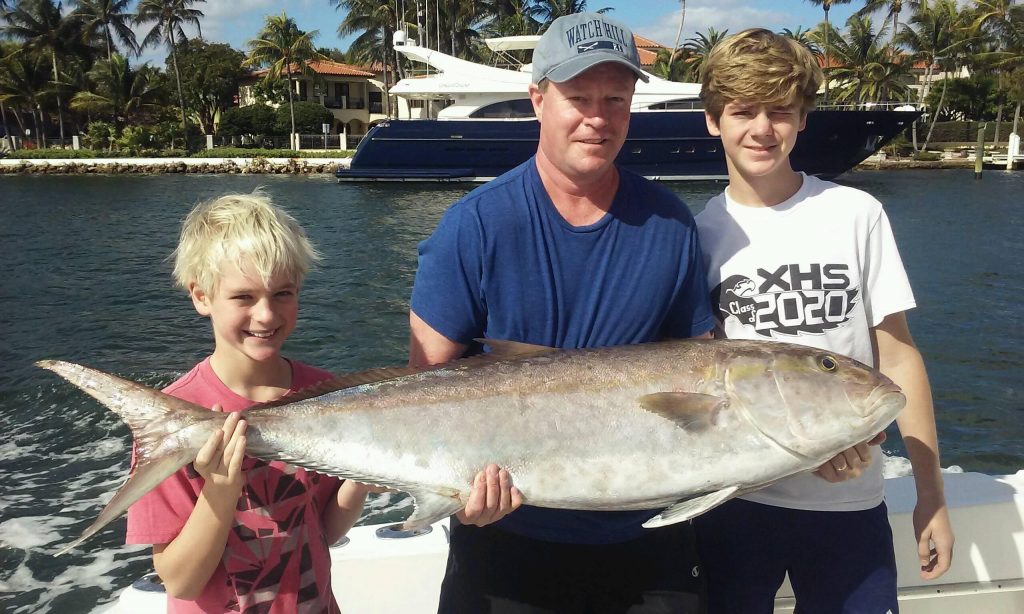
[823, 7, 831, 103]
[50, 50, 65, 147]
[1013, 101, 1021, 136]
[287, 68, 297, 149]
[105, 24, 113, 61]
[383, 25, 392, 117]
[10, 103, 27, 135]
[922, 74, 949, 152]
[667, 0, 686, 73]
[0, 100, 11, 151]
[168, 27, 189, 150]
[994, 104, 1002, 145]
[33, 104, 43, 148]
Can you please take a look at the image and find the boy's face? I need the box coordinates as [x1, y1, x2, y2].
[190, 262, 300, 368]
[705, 99, 806, 181]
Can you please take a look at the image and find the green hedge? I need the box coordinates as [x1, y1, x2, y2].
[10, 149, 98, 159]
[191, 148, 353, 158]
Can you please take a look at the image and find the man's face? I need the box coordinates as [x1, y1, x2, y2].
[529, 62, 636, 182]
[705, 99, 807, 181]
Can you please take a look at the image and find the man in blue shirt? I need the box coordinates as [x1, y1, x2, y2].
[409, 12, 715, 613]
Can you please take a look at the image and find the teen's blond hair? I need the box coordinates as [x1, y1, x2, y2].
[173, 191, 321, 294]
[700, 28, 822, 121]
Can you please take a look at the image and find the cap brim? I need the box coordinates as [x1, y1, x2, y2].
[544, 53, 649, 84]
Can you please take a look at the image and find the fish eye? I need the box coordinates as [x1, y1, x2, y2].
[819, 356, 838, 372]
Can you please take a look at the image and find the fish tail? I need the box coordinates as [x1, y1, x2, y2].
[36, 360, 220, 555]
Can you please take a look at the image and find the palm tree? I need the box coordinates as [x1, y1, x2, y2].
[0, 48, 51, 147]
[970, 1, 1022, 142]
[534, 0, 612, 30]
[806, 0, 854, 102]
[855, 0, 923, 46]
[245, 12, 327, 148]
[897, 0, 972, 150]
[781, 26, 824, 60]
[440, 0, 484, 59]
[334, 0, 406, 116]
[1, 0, 81, 146]
[72, 0, 138, 61]
[70, 53, 163, 129]
[686, 27, 729, 81]
[651, 46, 693, 82]
[823, 15, 908, 104]
[479, 0, 541, 38]
[135, 0, 204, 147]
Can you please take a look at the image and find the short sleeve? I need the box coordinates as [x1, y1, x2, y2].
[126, 464, 196, 545]
[410, 202, 487, 343]
[863, 207, 916, 327]
[663, 217, 716, 339]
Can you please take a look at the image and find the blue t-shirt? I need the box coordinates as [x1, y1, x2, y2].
[411, 158, 714, 544]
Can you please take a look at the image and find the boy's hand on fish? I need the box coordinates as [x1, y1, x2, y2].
[194, 409, 247, 496]
[814, 432, 887, 483]
[457, 464, 523, 527]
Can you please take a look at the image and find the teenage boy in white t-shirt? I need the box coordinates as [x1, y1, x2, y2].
[693, 28, 954, 613]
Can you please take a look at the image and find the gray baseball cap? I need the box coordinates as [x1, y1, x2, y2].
[532, 12, 649, 84]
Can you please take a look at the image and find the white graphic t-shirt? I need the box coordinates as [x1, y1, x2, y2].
[695, 173, 915, 511]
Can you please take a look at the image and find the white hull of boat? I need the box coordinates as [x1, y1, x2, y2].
[102, 471, 1024, 613]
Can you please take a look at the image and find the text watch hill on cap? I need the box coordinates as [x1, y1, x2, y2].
[532, 12, 650, 84]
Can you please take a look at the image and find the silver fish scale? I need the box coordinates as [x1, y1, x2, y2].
[239, 340, 898, 511]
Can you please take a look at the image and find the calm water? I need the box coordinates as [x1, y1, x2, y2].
[0, 170, 1020, 612]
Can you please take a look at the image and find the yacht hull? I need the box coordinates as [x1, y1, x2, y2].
[336, 109, 918, 182]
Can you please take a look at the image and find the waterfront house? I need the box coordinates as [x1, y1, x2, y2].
[239, 60, 388, 147]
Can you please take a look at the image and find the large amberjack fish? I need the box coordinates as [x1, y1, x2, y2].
[38, 338, 905, 554]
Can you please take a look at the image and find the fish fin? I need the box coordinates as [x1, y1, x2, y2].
[36, 360, 221, 554]
[399, 488, 464, 531]
[642, 487, 739, 529]
[55, 448, 197, 555]
[638, 392, 727, 432]
[474, 339, 558, 359]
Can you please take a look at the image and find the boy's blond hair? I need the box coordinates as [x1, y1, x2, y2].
[173, 191, 321, 294]
[700, 28, 822, 121]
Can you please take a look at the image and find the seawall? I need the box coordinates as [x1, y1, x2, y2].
[0, 157, 351, 175]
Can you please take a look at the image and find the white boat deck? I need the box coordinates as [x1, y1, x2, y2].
[103, 471, 1024, 613]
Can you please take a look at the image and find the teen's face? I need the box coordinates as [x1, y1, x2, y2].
[530, 62, 636, 181]
[191, 263, 299, 367]
[706, 100, 807, 180]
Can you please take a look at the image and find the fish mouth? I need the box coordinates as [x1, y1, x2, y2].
[863, 382, 906, 418]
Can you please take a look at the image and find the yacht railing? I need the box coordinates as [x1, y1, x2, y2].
[817, 102, 922, 111]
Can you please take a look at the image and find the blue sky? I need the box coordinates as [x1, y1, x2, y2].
[137, 0, 864, 65]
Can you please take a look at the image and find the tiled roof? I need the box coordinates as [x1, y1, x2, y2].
[633, 34, 667, 66]
[250, 60, 374, 78]
[638, 47, 659, 66]
[633, 34, 665, 49]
